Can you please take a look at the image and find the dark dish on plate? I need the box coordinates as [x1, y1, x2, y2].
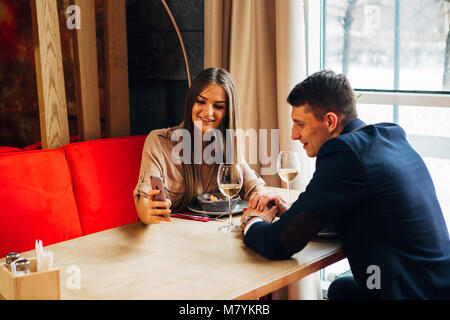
[197, 191, 241, 212]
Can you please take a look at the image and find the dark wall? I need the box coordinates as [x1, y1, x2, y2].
[126, 0, 204, 135]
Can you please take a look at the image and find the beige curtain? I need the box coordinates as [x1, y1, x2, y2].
[205, 0, 313, 191]
[205, 0, 321, 300]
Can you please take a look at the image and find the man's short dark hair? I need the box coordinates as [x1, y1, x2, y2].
[287, 70, 357, 128]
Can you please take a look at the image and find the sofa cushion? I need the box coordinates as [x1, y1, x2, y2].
[62, 136, 146, 235]
[24, 135, 81, 151]
[0, 150, 83, 257]
[0, 147, 23, 154]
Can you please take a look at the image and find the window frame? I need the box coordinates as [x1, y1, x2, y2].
[304, 0, 450, 110]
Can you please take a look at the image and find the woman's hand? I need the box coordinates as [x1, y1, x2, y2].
[138, 189, 172, 224]
[240, 206, 279, 225]
[248, 190, 289, 216]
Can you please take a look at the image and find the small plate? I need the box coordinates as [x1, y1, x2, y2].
[197, 192, 240, 212]
[187, 200, 248, 216]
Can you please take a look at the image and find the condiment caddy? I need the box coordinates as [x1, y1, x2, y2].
[0, 241, 60, 300]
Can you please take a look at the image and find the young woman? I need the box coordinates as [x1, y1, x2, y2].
[133, 68, 266, 224]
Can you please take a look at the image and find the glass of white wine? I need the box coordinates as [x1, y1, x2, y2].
[277, 151, 300, 205]
[217, 163, 243, 232]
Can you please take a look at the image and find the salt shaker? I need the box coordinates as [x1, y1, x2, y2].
[5, 252, 21, 270]
[11, 258, 31, 276]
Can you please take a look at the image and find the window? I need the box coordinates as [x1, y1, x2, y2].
[319, 0, 450, 228]
[306, 0, 450, 295]
[324, 0, 450, 92]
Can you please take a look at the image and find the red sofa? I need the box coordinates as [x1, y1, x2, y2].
[0, 135, 146, 257]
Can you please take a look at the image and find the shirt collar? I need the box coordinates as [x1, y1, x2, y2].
[340, 119, 366, 135]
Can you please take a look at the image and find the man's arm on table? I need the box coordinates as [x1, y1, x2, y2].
[243, 139, 369, 260]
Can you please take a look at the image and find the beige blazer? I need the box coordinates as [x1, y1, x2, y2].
[133, 127, 266, 211]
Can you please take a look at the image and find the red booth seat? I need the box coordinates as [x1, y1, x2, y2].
[62, 136, 146, 235]
[0, 147, 23, 154]
[23, 135, 81, 151]
[0, 135, 147, 256]
[0, 150, 83, 257]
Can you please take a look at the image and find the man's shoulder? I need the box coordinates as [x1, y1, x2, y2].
[349, 122, 405, 138]
[318, 122, 407, 161]
[337, 122, 406, 147]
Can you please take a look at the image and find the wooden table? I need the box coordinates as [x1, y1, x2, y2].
[2, 188, 345, 300]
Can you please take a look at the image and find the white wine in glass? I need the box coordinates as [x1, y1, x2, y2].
[217, 164, 243, 232]
[219, 184, 242, 197]
[277, 151, 300, 205]
[277, 168, 299, 183]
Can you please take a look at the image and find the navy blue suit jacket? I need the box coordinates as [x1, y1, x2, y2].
[244, 119, 450, 299]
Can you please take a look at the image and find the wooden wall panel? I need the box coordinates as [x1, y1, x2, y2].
[72, 0, 101, 141]
[31, 0, 70, 149]
[104, 0, 130, 137]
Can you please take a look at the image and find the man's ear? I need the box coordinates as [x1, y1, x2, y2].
[325, 112, 339, 133]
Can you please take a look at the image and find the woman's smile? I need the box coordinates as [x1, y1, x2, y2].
[192, 84, 227, 134]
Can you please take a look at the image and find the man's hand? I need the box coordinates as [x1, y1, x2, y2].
[240, 205, 279, 225]
[248, 190, 289, 216]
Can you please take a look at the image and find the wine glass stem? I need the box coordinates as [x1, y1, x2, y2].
[228, 197, 232, 226]
[287, 182, 290, 205]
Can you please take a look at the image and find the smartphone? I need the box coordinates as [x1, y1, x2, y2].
[150, 176, 170, 217]
[150, 176, 167, 202]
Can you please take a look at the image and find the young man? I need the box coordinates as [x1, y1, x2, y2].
[241, 70, 450, 299]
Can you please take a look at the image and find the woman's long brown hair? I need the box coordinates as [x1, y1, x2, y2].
[177, 68, 238, 211]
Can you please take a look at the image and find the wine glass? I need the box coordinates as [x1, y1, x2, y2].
[277, 151, 300, 205]
[217, 163, 243, 232]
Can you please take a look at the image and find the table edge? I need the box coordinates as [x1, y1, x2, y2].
[228, 246, 345, 300]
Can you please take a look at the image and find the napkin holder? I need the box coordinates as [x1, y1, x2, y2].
[0, 257, 60, 300]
